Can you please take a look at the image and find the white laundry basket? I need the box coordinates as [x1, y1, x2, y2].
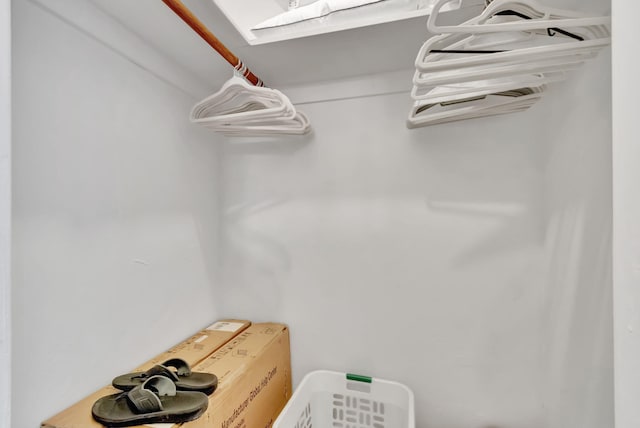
[273, 371, 415, 428]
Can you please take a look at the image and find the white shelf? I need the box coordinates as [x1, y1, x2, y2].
[212, 0, 474, 45]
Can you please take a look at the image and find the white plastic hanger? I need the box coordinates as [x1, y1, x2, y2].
[192, 79, 285, 121]
[412, 11, 608, 94]
[418, 0, 609, 82]
[414, 31, 609, 74]
[192, 77, 290, 121]
[407, 85, 544, 127]
[416, 2, 609, 77]
[215, 112, 312, 137]
[427, 0, 610, 35]
[408, 93, 543, 127]
[406, 0, 610, 128]
[411, 71, 566, 101]
[163, 0, 311, 137]
[414, 54, 588, 87]
[191, 74, 311, 136]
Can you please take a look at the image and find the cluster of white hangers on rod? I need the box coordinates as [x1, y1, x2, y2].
[407, 0, 611, 128]
[162, 0, 311, 137]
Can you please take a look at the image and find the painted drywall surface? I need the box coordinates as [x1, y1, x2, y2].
[11, 1, 222, 427]
[0, 0, 11, 426]
[217, 59, 612, 428]
[219, 91, 546, 427]
[538, 51, 613, 428]
[612, 2, 640, 427]
[29, 0, 210, 99]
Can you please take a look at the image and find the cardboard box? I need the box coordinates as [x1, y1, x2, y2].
[179, 323, 292, 428]
[41, 319, 251, 428]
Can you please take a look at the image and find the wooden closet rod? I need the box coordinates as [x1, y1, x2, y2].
[161, 0, 264, 87]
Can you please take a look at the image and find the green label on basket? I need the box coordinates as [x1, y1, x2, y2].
[346, 373, 372, 383]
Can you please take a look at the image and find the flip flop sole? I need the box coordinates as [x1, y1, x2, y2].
[92, 390, 208, 427]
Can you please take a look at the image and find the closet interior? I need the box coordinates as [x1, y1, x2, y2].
[7, 0, 618, 427]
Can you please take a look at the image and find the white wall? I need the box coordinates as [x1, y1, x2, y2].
[612, 2, 640, 428]
[219, 92, 546, 428]
[0, 0, 11, 426]
[539, 50, 612, 428]
[11, 1, 223, 427]
[217, 40, 612, 428]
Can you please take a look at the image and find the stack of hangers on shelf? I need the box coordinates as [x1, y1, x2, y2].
[407, 0, 611, 128]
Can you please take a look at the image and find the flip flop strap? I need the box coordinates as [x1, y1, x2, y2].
[144, 364, 180, 381]
[127, 386, 163, 413]
[162, 358, 192, 377]
[127, 375, 176, 414]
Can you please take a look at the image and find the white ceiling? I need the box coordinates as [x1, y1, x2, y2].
[88, 0, 484, 92]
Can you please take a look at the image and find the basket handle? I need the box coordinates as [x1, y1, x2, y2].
[346, 373, 372, 383]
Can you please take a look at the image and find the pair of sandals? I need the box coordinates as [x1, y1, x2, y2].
[92, 358, 217, 427]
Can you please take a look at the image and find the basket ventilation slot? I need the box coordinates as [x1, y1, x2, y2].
[295, 403, 312, 428]
[331, 393, 386, 428]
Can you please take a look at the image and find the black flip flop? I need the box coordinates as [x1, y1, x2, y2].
[92, 375, 208, 427]
[112, 358, 218, 395]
